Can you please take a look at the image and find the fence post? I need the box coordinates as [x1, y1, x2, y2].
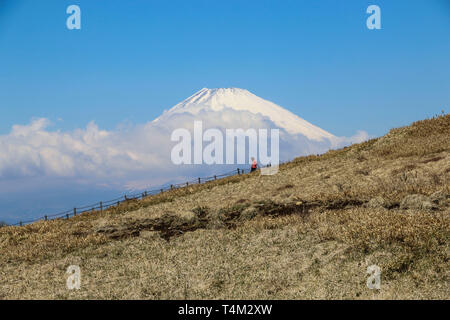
[161, 189, 163, 193]
[100, 201, 103, 213]
[44, 215, 47, 221]
[171, 184, 174, 190]
[241, 169, 244, 174]
[198, 177, 201, 184]
[117, 201, 120, 207]
[19, 221, 22, 227]
[237, 168, 240, 175]
[124, 195, 128, 201]
[214, 175, 216, 180]
[74, 208, 77, 216]
[186, 182, 189, 187]
[66, 214, 69, 220]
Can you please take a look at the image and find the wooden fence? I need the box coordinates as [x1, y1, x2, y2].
[10, 166, 261, 227]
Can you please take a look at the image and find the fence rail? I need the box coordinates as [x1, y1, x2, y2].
[8, 165, 268, 227]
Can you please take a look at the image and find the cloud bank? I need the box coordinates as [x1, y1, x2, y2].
[0, 111, 368, 191]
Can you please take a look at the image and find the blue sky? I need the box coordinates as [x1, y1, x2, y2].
[1, 0, 448, 137]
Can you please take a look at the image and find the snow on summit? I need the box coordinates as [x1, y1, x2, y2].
[155, 88, 335, 141]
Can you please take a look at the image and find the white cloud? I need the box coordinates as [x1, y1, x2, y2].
[0, 111, 369, 191]
[330, 130, 370, 148]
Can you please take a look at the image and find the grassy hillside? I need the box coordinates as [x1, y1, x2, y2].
[0, 115, 449, 299]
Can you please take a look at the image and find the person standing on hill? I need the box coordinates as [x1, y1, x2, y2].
[251, 157, 258, 172]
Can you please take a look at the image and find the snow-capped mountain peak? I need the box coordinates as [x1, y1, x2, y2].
[155, 88, 335, 141]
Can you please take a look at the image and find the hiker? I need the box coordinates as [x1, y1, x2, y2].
[251, 157, 258, 172]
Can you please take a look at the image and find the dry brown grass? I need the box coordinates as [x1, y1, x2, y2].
[0, 114, 449, 299]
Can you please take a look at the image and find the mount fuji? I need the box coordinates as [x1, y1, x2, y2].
[0, 87, 368, 222]
[155, 88, 333, 140]
[0, 87, 368, 184]
[152, 87, 367, 158]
